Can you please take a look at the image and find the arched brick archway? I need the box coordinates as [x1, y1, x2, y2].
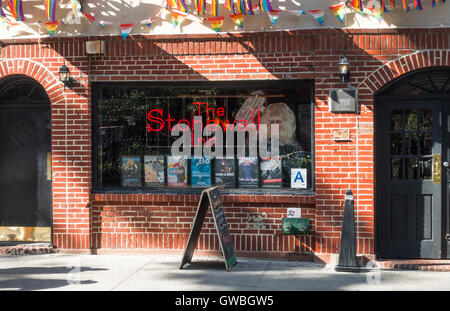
[358, 50, 450, 94]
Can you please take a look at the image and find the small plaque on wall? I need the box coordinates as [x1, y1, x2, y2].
[328, 87, 358, 113]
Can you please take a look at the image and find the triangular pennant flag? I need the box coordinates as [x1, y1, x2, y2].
[43, 0, 57, 22]
[401, 0, 411, 11]
[432, 0, 438, 6]
[381, 0, 390, 12]
[140, 18, 154, 28]
[82, 11, 95, 24]
[390, 0, 396, 8]
[329, 4, 345, 23]
[208, 16, 224, 32]
[259, 0, 273, 12]
[368, 7, 383, 22]
[225, 0, 234, 13]
[171, 9, 188, 27]
[267, 9, 281, 25]
[195, 0, 206, 14]
[166, 0, 177, 8]
[414, 0, 423, 9]
[6, 0, 25, 21]
[71, 0, 80, 19]
[0, 0, 10, 23]
[45, 21, 58, 37]
[287, 9, 306, 15]
[99, 20, 113, 27]
[309, 9, 324, 25]
[119, 23, 133, 39]
[178, 0, 188, 12]
[211, 0, 219, 16]
[349, 0, 364, 15]
[229, 13, 244, 29]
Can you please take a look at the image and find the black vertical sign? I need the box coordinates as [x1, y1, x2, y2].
[179, 187, 237, 271]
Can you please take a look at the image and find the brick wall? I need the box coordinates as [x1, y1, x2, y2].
[1, 28, 450, 260]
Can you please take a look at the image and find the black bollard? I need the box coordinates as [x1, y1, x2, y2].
[335, 189, 360, 272]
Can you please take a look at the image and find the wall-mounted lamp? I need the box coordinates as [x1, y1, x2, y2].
[58, 62, 74, 89]
[338, 56, 350, 84]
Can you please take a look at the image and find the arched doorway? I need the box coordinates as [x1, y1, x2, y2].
[0, 75, 52, 243]
[376, 67, 450, 259]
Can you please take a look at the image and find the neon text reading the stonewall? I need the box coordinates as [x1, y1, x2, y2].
[146, 102, 280, 159]
[146, 102, 262, 133]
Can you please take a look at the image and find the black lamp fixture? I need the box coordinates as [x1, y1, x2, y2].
[338, 56, 350, 84]
[58, 62, 74, 89]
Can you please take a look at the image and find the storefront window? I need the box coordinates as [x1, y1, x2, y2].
[93, 81, 313, 191]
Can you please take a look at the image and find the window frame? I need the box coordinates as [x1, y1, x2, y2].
[91, 80, 315, 195]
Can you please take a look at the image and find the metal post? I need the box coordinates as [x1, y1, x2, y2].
[335, 189, 360, 272]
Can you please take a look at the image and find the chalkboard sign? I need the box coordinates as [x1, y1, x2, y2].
[179, 187, 237, 271]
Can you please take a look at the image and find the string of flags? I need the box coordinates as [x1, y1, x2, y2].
[0, 0, 447, 37]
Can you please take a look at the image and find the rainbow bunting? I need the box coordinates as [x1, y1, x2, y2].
[82, 11, 95, 24]
[229, 13, 244, 29]
[246, 0, 254, 15]
[140, 18, 154, 28]
[309, 9, 324, 25]
[71, 0, 79, 19]
[225, 0, 235, 13]
[368, 7, 382, 22]
[237, 0, 244, 14]
[432, 0, 438, 7]
[178, 0, 188, 12]
[414, 0, 423, 9]
[208, 16, 224, 32]
[401, 0, 410, 11]
[45, 21, 58, 37]
[166, 0, 177, 8]
[119, 23, 133, 39]
[381, 0, 390, 12]
[6, 0, 24, 21]
[259, 0, 272, 12]
[211, 0, 219, 16]
[43, 0, 58, 22]
[390, 0, 395, 8]
[195, 0, 206, 14]
[329, 4, 345, 23]
[171, 9, 187, 27]
[267, 9, 281, 26]
[0, 0, 8, 22]
[349, 0, 363, 16]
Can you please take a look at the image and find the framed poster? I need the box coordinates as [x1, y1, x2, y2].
[214, 158, 236, 188]
[191, 157, 212, 187]
[121, 155, 142, 187]
[167, 156, 187, 187]
[238, 157, 258, 187]
[260, 157, 282, 188]
[144, 155, 165, 186]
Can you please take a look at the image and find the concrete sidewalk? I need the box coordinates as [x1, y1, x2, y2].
[0, 253, 449, 291]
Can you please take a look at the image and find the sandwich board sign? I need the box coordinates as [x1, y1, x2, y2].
[179, 186, 237, 271]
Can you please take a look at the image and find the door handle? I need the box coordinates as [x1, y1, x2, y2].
[47, 152, 52, 181]
[443, 161, 449, 168]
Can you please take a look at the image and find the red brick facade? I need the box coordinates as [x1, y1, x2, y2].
[1, 28, 449, 262]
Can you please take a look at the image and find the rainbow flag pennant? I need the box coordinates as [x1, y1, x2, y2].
[329, 4, 345, 23]
[119, 23, 133, 39]
[208, 16, 224, 32]
[259, 0, 273, 12]
[140, 18, 154, 28]
[166, 0, 177, 8]
[267, 9, 281, 25]
[195, 0, 206, 14]
[401, 0, 410, 11]
[225, 0, 235, 13]
[172, 9, 187, 27]
[229, 13, 244, 29]
[43, 0, 57, 23]
[6, 0, 24, 21]
[178, 0, 188, 12]
[349, 0, 363, 16]
[211, 0, 219, 16]
[390, 0, 396, 8]
[0, 0, 9, 22]
[432, 0, 438, 7]
[414, 0, 423, 9]
[246, 0, 254, 15]
[71, 0, 79, 19]
[309, 9, 324, 25]
[45, 21, 58, 37]
[82, 11, 95, 24]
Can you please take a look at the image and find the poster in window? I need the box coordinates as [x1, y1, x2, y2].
[144, 155, 165, 186]
[167, 156, 187, 187]
[238, 157, 258, 187]
[215, 158, 236, 188]
[191, 157, 212, 187]
[260, 157, 282, 188]
[121, 156, 142, 187]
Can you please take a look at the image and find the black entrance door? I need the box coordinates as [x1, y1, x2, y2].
[0, 76, 52, 242]
[377, 68, 450, 259]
